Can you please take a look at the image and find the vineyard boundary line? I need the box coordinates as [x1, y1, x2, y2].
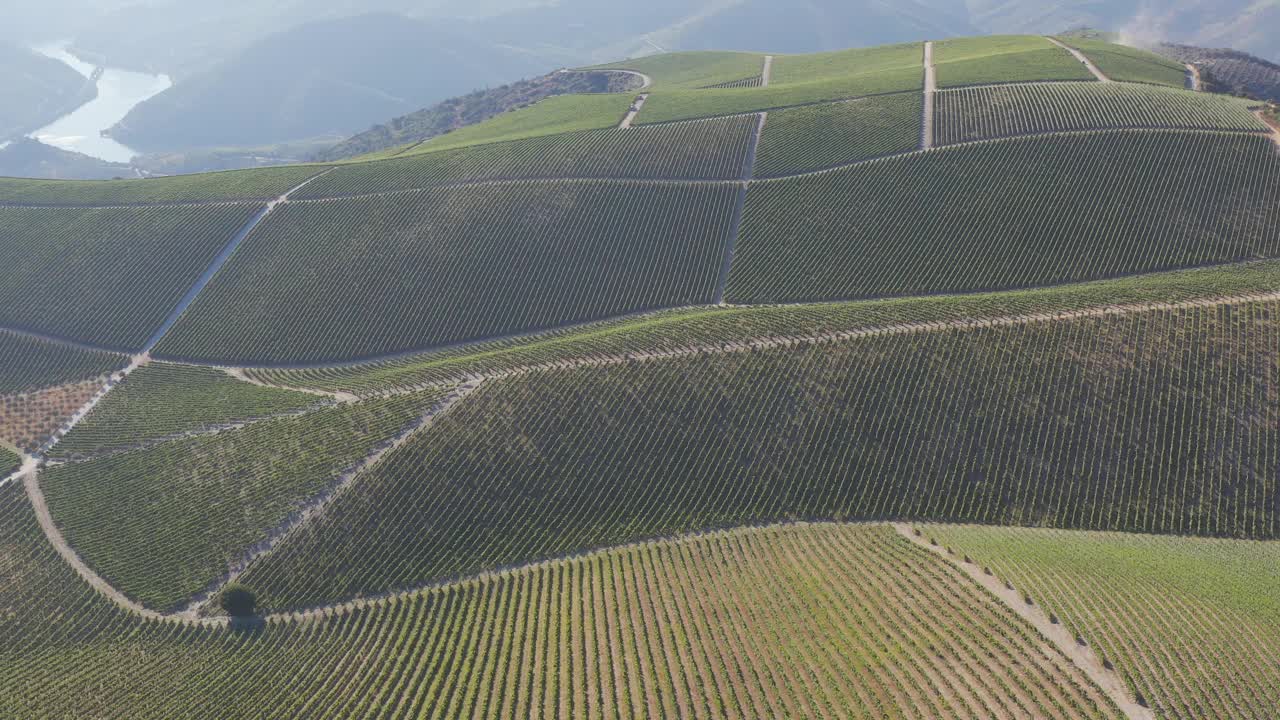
[894, 523, 1155, 720]
[46, 404, 338, 466]
[244, 127, 1270, 208]
[178, 381, 483, 618]
[240, 289, 1280, 400]
[0, 323, 133, 356]
[139, 168, 336, 353]
[716, 112, 766, 305]
[195, 260, 1280, 374]
[1047, 36, 1112, 83]
[922, 41, 936, 150]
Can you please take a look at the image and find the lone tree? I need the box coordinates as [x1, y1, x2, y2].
[220, 583, 257, 617]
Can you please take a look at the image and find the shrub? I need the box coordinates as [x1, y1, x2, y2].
[220, 584, 257, 617]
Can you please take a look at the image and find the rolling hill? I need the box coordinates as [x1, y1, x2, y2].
[1, 33, 1278, 718]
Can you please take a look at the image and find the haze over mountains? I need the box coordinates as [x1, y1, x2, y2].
[2, 0, 1278, 175]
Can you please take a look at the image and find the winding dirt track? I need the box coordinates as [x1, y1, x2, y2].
[1047, 37, 1112, 83]
[893, 524, 1156, 720]
[619, 94, 649, 129]
[16, 289, 1280, 626]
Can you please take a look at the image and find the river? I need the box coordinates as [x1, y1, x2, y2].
[27, 43, 172, 163]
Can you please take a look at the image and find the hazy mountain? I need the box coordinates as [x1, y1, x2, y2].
[966, 0, 1280, 63]
[106, 13, 540, 152]
[0, 43, 94, 142]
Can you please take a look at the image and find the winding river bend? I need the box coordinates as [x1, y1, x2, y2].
[28, 43, 172, 163]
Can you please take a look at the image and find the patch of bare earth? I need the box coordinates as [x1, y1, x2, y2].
[0, 380, 104, 452]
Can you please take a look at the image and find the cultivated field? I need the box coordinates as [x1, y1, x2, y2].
[297, 115, 758, 196]
[730, 131, 1280, 302]
[51, 363, 323, 459]
[241, 299, 1279, 608]
[754, 94, 922, 176]
[2, 34, 1277, 719]
[935, 82, 1266, 144]
[0, 495, 1123, 718]
[41, 390, 444, 610]
[0, 203, 265, 349]
[158, 181, 739, 364]
[928, 525, 1280, 720]
[0, 330, 124, 394]
[934, 35, 1094, 88]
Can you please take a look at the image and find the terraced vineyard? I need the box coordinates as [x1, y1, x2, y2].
[730, 130, 1280, 302]
[241, 298, 1279, 608]
[928, 526, 1280, 720]
[0, 330, 125, 394]
[248, 259, 1280, 395]
[0, 490, 1123, 719]
[5, 35, 1278, 718]
[754, 94, 923, 176]
[592, 51, 766, 89]
[51, 363, 323, 459]
[404, 94, 635, 154]
[158, 181, 738, 364]
[934, 35, 1094, 88]
[0, 446, 19, 478]
[635, 44, 923, 125]
[0, 203, 266, 349]
[297, 116, 757, 197]
[1064, 38, 1190, 87]
[0, 165, 324, 206]
[41, 390, 442, 610]
[935, 82, 1266, 144]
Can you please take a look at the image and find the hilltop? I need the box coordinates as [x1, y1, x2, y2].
[1, 34, 1278, 719]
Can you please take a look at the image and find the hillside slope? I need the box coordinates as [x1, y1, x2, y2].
[0, 43, 94, 142]
[106, 13, 538, 152]
[3, 37, 1278, 718]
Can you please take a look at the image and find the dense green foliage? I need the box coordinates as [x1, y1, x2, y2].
[406, 94, 634, 154]
[930, 525, 1280, 720]
[0, 203, 265, 349]
[754, 94, 922, 176]
[729, 131, 1280, 303]
[319, 70, 640, 161]
[934, 35, 1094, 88]
[591, 51, 765, 89]
[249, 259, 1280, 396]
[0, 166, 325, 206]
[1066, 38, 1189, 87]
[242, 299, 1280, 608]
[51, 363, 322, 459]
[0, 330, 125, 394]
[159, 181, 738, 365]
[298, 116, 757, 197]
[218, 583, 256, 617]
[637, 44, 923, 125]
[935, 82, 1268, 144]
[0, 491, 1117, 718]
[42, 391, 440, 610]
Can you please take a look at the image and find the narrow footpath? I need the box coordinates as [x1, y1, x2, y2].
[894, 524, 1156, 720]
[922, 41, 936, 150]
[761, 55, 774, 87]
[619, 94, 649, 129]
[716, 112, 767, 305]
[1047, 37, 1111, 83]
[179, 382, 482, 617]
